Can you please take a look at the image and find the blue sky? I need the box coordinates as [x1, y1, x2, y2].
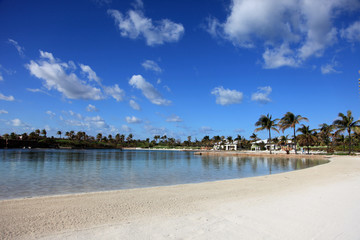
[1, 0, 360, 141]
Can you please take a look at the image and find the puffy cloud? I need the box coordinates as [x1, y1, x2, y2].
[263, 44, 299, 69]
[62, 112, 109, 129]
[341, 21, 360, 43]
[0, 93, 15, 101]
[46, 110, 56, 118]
[103, 84, 125, 101]
[26, 51, 103, 100]
[129, 75, 171, 106]
[211, 86, 243, 105]
[107, 3, 184, 46]
[251, 86, 272, 104]
[8, 38, 25, 56]
[0, 110, 8, 114]
[142, 60, 162, 72]
[166, 114, 183, 122]
[26, 51, 125, 101]
[80, 64, 101, 84]
[129, 99, 141, 110]
[10, 118, 26, 127]
[84, 116, 109, 129]
[86, 104, 98, 112]
[125, 116, 142, 124]
[207, 0, 360, 68]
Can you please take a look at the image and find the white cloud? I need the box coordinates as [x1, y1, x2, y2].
[103, 84, 125, 101]
[0, 110, 8, 114]
[156, 78, 161, 84]
[0, 93, 15, 101]
[62, 112, 109, 129]
[0, 73, 3, 81]
[8, 39, 25, 56]
[129, 99, 141, 110]
[251, 86, 272, 104]
[129, 75, 171, 106]
[341, 21, 360, 43]
[321, 62, 340, 74]
[142, 60, 162, 72]
[166, 114, 183, 122]
[107, 4, 184, 46]
[26, 88, 50, 95]
[80, 64, 101, 84]
[263, 44, 299, 69]
[26, 51, 125, 102]
[125, 116, 142, 124]
[69, 110, 83, 120]
[86, 104, 98, 112]
[46, 110, 56, 118]
[208, 0, 359, 68]
[10, 118, 25, 127]
[84, 116, 109, 129]
[211, 86, 243, 105]
[26, 51, 103, 100]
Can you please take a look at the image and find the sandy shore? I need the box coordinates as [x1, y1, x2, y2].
[1, 155, 360, 239]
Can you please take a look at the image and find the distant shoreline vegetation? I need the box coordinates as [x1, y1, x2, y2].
[1, 110, 360, 154]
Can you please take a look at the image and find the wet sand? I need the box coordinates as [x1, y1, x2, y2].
[1, 155, 360, 239]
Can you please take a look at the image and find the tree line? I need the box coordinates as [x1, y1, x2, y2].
[1, 110, 359, 154]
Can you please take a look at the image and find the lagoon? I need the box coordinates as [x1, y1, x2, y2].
[0, 149, 326, 200]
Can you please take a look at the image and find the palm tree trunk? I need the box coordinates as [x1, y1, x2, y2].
[293, 127, 297, 154]
[269, 130, 272, 154]
[348, 128, 352, 155]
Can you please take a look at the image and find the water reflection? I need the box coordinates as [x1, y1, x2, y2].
[0, 149, 327, 200]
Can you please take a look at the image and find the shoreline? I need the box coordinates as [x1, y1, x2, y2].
[1, 155, 360, 239]
[0, 152, 327, 202]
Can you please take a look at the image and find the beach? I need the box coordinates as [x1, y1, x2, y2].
[1, 155, 360, 240]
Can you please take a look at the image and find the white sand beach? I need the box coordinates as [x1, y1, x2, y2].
[1, 155, 360, 240]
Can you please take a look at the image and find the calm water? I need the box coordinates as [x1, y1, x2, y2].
[0, 149, 327, 200]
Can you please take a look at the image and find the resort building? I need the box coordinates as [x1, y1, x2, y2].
[213, 140, 239, 151]
[251, 139, 294, 151]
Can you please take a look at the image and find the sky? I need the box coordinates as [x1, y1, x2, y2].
[0, 0, 360, 141]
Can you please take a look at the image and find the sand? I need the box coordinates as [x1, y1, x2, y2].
[1, 155, 360, 240]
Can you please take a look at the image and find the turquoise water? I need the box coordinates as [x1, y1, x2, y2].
[0, 149, 326, 200]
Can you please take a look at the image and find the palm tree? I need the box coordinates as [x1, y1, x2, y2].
[254, 114, 279, 154]
[57, 131, 62, 139]
[41, 129, 47, 138]
[279, 135, 289, 146]
[297, 125, 317, 154]
[318, 123, 333, 152]
[96, 133, 102, 142]
[249, 133, 259, 142]
[333, 110, 360, 154]
[279, 112, 308, 154]
[187, 136, 192, 146]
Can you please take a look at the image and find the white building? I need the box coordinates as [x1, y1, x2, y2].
[213, 140, 239, 151]
[251, 139, 294, 151]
